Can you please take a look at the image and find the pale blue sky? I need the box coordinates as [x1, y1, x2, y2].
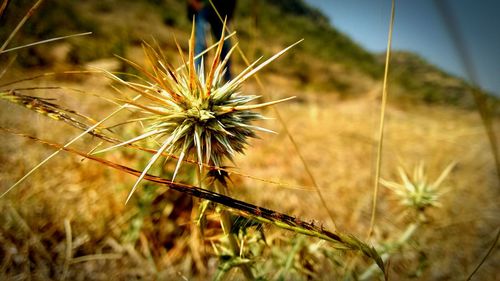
[304, 0, 500, 95]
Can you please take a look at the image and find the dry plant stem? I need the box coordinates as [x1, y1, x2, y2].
[0, 91, 316, 193]
[368, 0, 395, 238]
[434, 0, 500, 181]
[69, 254, 122, 264]
[0, 0, 44, 52]
[208, 0, 337, 229]
[0, 36, 238, 198]
[188, 165, 209, 274]
[360, 222, 418, 280]
[434, 1, 500, 278]
[0, 30, 234, 87]
[197, 164, 254, 279]
[0, 94, 143, 198]
[0, 55, 17, 80]
[190, 201, 207, 274]
[0, 71, 100, 88]
[0, 0, 9, 18]
[213, 176, 255, 280]
[2, 128, 385, 275]
[465, 227, 500, 281]
[0, 32, 92, 54]
[62, 219, 72, 281]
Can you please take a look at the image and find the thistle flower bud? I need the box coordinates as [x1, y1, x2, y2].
[100, 22, 298, 203]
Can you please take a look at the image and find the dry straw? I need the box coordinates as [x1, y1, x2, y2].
[1, 15, 386, 278]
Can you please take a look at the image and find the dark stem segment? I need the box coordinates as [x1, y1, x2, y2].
[0, 127, 385, 276]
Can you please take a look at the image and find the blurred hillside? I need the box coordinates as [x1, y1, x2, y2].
[0, 0, 497, 108]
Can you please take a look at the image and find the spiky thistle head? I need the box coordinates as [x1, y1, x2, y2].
[380, 162, 456, 212]
[98, 21, 298, 202]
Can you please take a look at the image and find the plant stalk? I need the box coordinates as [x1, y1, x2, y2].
[210, 169, 255, 280]
[2, 128, 385, 276]
[368, 0, 396, 238]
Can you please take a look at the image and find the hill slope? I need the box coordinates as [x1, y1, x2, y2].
[0, 0, 496, 107]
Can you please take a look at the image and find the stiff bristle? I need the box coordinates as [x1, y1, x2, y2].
[100, 21, 298, 202]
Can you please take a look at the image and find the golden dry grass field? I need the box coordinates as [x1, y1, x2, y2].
[1, 66, 499, 279]
[1, 0, 499, 280]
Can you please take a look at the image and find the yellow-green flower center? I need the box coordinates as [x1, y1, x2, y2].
[186, 106, 215, 122]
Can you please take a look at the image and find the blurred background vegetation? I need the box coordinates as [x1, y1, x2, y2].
[1, 0, 497, 108]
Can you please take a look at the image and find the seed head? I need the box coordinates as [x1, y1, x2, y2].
[380, 162, 455, 212]
[98, 22, 298, 203]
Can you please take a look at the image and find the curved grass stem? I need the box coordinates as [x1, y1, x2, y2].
[2, 128, 386, 276]
[368, 0, 395, 238]
[208, 0, 338, 229]
[0, 0, 44, 52]
[434, 1, 500, 278]
[465, 227, 500, 280]
[0, 94, 142, 199]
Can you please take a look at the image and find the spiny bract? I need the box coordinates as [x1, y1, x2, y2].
[98, 22, 297, 202]
[380, 162, 455, 211]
